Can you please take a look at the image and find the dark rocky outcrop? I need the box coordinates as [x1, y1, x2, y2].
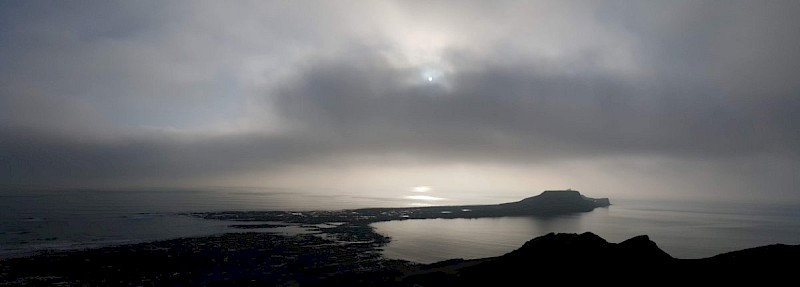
[398, 232, 799, 286]
[494, 189, 611, 216]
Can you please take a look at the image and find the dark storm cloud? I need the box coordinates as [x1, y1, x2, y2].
[272, 52, 798, 160]
[0, 1, 798, 201]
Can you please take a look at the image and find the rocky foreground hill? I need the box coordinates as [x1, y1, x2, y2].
[5, 231, 795, 286]
[381, 232, 800, 285]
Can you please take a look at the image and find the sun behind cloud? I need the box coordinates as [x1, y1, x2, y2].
[411, 186, 432, 193]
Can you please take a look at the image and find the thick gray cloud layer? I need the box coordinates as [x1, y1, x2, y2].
[1, 1, 798, 203]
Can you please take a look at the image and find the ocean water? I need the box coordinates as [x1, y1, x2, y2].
[0, 187, 388, 258]
[2, 188, 799, 263]
[372, 199, 800, 263]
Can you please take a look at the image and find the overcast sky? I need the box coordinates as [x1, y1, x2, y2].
[1, 1, 798, 204]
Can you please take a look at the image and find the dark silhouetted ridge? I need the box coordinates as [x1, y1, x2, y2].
[496, 189, 611, 216]
[353, 189, 611, 220]
[398, 232, 799, 286]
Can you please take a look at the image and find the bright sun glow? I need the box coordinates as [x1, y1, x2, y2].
[420, 68, 444, 85]
[412, 186, 432, 192]
[405, 195, 445, 201]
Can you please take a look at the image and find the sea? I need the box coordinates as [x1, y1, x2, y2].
[2, 188, 799, 263]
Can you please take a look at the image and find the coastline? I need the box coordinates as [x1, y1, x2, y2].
[3, 223, 798, 285]
[1, 191, 610, 284]
[4, 191, 798, 284]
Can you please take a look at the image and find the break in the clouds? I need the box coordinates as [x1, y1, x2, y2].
[1, 1, 798, 203]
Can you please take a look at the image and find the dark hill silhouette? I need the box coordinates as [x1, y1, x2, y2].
[353, 189, 611, 220]
[496, 189, 611, 215]
[395, 232, 799, 286]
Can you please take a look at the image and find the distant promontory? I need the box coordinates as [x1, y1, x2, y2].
[353, 189, 611, 220]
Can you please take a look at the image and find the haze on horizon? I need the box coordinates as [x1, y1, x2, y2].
[1, 1, 798, 205]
